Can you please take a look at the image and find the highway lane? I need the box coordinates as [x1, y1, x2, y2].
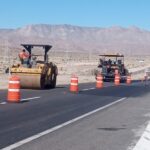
[15, 84, 150, 150]
[0, 81, 149, 149]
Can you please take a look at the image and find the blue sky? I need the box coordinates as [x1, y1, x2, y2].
[0, 0, 150, 30]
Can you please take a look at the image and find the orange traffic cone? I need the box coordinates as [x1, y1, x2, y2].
[70, 75, 79, 93]
[114, 74, 120, 86]
[7, 76, 21, 103]
[96, 74, 103, 88]
[126, 75, 132, 84]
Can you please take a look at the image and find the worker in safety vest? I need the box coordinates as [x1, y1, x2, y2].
[19, 49, 30, 66]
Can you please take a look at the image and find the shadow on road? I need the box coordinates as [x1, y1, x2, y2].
[97, 127, 126, 131]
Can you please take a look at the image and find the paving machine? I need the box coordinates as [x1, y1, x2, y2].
[97, 54, 129, 82]
[10, 44, 58, 89]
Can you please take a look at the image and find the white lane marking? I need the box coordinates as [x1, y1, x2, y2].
[0, 102, 7, 105]
[104, 85, 116, 88]
[0, 97, 40, 105]
[21, 97, 41, 102]
[81, 85, 115, 91]
[133, 122, 150, 150]
[81, 87, 95, 91]
[2, 97, 126, 150]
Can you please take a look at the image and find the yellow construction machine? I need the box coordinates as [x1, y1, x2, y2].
[10, 44, 58, 89]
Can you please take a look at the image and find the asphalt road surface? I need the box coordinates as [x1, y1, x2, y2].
[0, 81, 150, 150]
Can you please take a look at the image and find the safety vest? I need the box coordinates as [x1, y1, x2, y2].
[19, 52, 29, 59]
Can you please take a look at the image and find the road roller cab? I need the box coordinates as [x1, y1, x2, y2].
[10, 44, 58, 89]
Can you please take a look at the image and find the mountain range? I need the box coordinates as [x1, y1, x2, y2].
[0, 24, 150, 55]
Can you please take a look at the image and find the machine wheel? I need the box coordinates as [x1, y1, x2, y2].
[50, 66, 57, 88]
[44, 63, 57, 89]
[40, 75, 46, 89]
[51, 72, 57, 88]
[46, 68, 57, 89]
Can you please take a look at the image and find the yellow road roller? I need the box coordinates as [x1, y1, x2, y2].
[10, 44, 58, 89]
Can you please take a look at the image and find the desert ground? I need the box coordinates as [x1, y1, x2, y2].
[0, 51, 150, 89]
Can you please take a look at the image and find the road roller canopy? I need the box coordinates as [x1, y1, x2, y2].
[99, 54, 124, 61]
[21, 44, 52, 63]
[99, 54, 124, 57]
[98, 54, 125, 66]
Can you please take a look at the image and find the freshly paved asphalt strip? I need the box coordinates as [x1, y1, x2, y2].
[0, 81, 149, 149]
